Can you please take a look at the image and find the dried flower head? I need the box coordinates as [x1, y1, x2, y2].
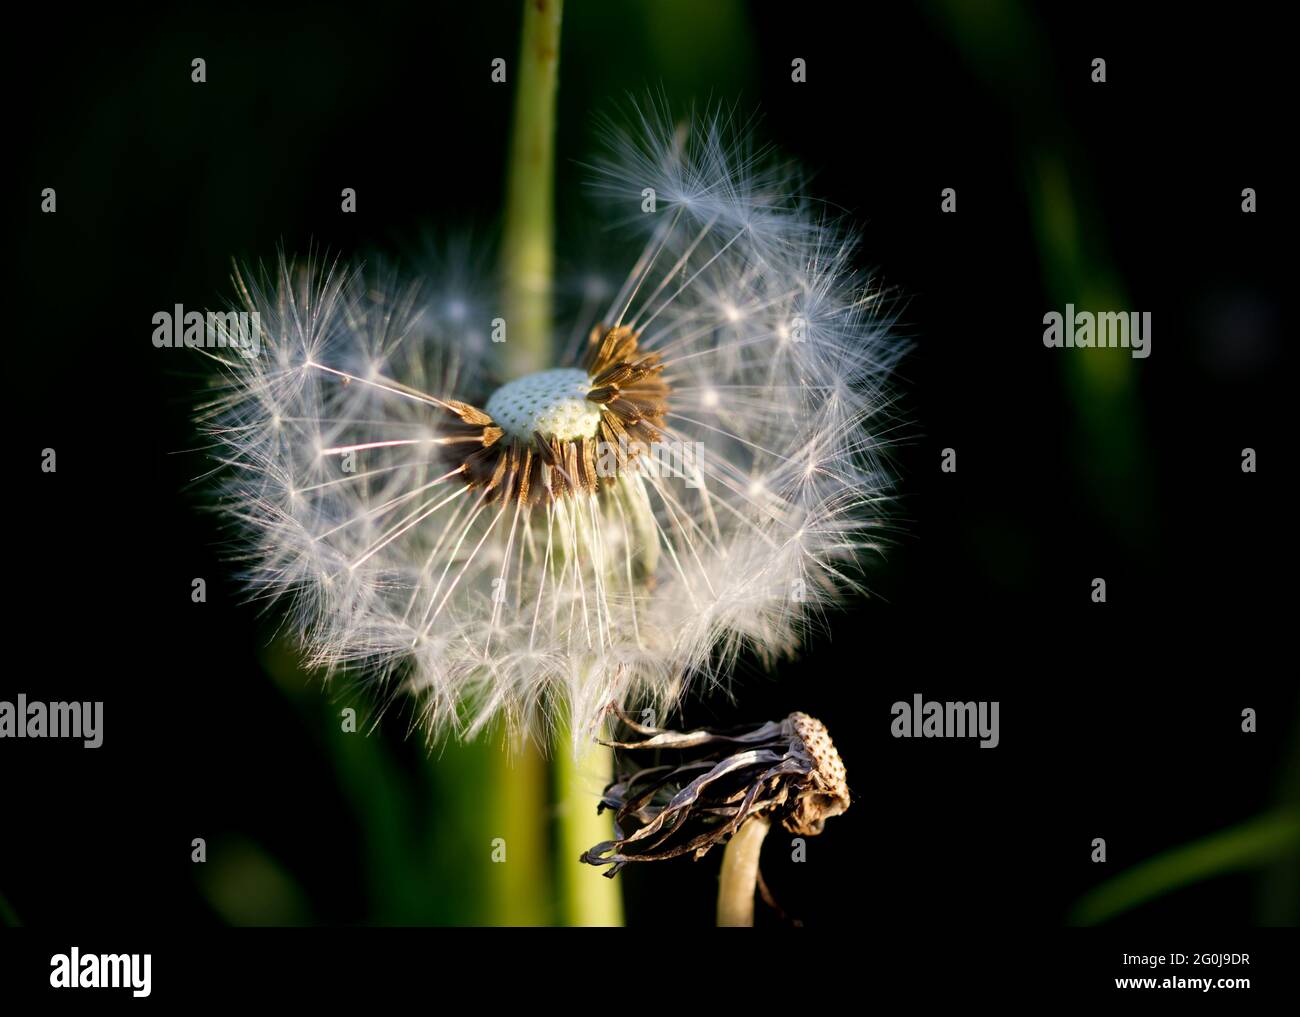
[580, 707, 850, 874]
[199, 104, 901, 748]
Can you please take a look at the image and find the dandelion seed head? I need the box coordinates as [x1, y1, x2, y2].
[200, 105, 904, 751]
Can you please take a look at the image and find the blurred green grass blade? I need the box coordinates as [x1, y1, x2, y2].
[932, 0, 1154, 546]
[1071, 810, 1300, 926]
[263, 640, 550, 925]
[198, 835, 312, 926]
[0, 888, 21, 927]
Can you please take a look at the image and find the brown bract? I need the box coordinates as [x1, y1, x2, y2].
[580, 707, 851, 875]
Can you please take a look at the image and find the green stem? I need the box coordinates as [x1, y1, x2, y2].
[498, 0, 621, 928]
[501, 0, 563, 379]
[1071, 809, 1300, 926]
[555, 726, 624, 926]
[482, 733, 551, 926]
[717, 816, 770, 926]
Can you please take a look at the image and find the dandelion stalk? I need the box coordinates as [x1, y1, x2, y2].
[499, 0, 620, 926]
[483, 731, 550, 926]
[477, 0, 565, 924]
[717, 816, 770, 926]
[556, 731, 623, 926]
[501, 0, 563, 379]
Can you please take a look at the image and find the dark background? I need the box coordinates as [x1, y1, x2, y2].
[6, 0, 1295, 934]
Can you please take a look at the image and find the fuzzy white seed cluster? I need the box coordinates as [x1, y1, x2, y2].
[484, 368, 601, 441]
[200, 103, 904, 750]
